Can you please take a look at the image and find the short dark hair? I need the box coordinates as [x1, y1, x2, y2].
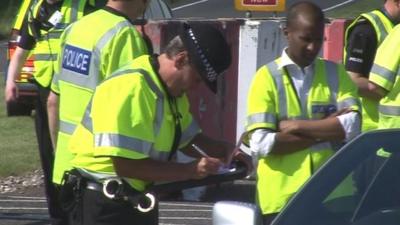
[286, 1, 324, 28]
[164, 36, 186, 59]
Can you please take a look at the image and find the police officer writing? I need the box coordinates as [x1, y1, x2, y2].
[5, 1, 99, 224]
[64, 22, 252, 225]
[344, 0, 400, 132]
[47, 0, 149, 200]
[245, 2, 361, 224]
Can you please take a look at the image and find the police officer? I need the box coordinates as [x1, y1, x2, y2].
[344, 0, 400, 194]
[246, 2, 361, 224]
[46, 0, 150, 210]
[5, 1, 101, 224]
[368, 24, 400, 133]
[64, 22, 252, 225]
[344, 0, 400, 132]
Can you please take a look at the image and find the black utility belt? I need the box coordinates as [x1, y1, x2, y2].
[89, 178, 156, 213]
[62, 170, 156, 213]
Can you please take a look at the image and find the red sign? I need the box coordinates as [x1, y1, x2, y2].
[235, 0, 285, 12]
[243, 0, 277, 6]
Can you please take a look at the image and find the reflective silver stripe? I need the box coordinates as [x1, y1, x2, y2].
[180, 120, 200, 145]
[379, 105, 400, 116]
[54, 23, 68, 30]
[59, 20, 133, 91]
[247, 113, 276, 127]
[52, 72, 60, 88]
[310, 142, 332, 152]
[138, 70, 164, 137]
[268, 61, 287, 119]
[365, 12, 388, 43]
[325, 60, 338, 104]
[300, 65, 314, 118]
[59, 120, 77, 135]
[38, 31, 63, 41]
[81, 100, 93, 132]
[338, 97, 359, 110]
[95, 133, 169, 161]
[70, 0, 80, 21]
[62, 24, 74, 39]
[95, 133, 151, 152]
[371, 63, 396, 82]
[34, 53, 58, 61]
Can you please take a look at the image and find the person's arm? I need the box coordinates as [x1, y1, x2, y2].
[368, 81, 389, 100]
[256, 110, 358, 155]
[47, 91, 59, 149]
[368, 26, 400, 102]
[180, 133, 253, 172]
[112, 156, 223, 182]
[5, 47, 29, 102]
[279, 116, 345, 142]
[248, 128, 316, 156]
[345, 22, 377, 97]
[348, 72, 383, 99]
[271, 131, 317, 155]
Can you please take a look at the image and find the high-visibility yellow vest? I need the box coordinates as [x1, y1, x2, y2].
[28, 0, 91, 88]
[13, 0, 34, 31]
[50, 9, 148, 184]
[370, 24, 400, 130]
[246, 57, 360, 214]
[344, 10, 394, 131]
[69, 55, 200, 191]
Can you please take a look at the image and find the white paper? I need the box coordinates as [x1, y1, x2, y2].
[48, 10, 63, 26]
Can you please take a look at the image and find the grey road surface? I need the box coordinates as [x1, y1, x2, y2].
[171, 0, 356, 18]
[0, 180, 255, 225]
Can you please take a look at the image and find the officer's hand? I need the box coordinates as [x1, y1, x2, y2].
[231, 150, 254, 175]
[5, 81, 18, 103]
[191, 157, 223, 179]
[279, 120, 300, 134]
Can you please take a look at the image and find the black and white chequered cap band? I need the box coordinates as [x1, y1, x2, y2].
[187, 27, 218, 82]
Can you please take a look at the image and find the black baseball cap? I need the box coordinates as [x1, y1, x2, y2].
[179, 22, 232, 93]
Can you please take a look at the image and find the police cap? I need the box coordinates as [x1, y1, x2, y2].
[180, 22, 232, 93]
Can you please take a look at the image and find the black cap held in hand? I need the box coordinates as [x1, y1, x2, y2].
[180, 22, 232, 93]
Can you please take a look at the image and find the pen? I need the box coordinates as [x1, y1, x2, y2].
[192, 144, 209, 157]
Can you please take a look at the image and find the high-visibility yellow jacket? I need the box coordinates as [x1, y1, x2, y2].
[69, 55, 200, 191]
[246, 57, 360, 214]
[370, 24, 400, 130]
[50, 8, 148, 184]
[344, 10, 394, 131]
[28, 0, 92, 88]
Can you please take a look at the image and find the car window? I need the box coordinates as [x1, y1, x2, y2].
[273, 129, 400, 225]
[319, 153, 400, 225]
[144, 0, 172, 19]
